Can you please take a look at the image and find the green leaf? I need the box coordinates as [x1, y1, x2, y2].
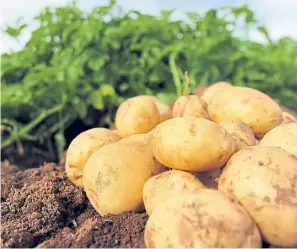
[55, 131, 66, 160]
[72, 98, 88, 119]
[100, 84, 115, 96]
[5, 24, 27, 38]
[90, 90, 104, 110]
[155, 92, 176, 104]
[88, 57, 107, 71]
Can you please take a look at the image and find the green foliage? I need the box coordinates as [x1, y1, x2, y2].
[1, 1, 297, 158]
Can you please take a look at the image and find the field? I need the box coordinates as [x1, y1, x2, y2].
[1, 1, 297, 248]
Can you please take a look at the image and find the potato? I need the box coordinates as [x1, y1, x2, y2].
[207, 86, 283, 138]
[82, 133, 165, 216]
[150, 96, 173, 123]
[282, 111, 297, 124]
[173, 95, 209, 119]
[259, 122, 297, 157]
[193, 168, 223, 189]
[144, 189, 261, 248]
[201, 81, 232, 105]
[218, 146, 297, 247]
[65, 128, 121, 188]
[115, 95, 172, 138]
[152, 116, 236, 172]
[143, 170, 205, 215]
[219, 119, 257, 152]
[115, 96, 160, 138]
[173, 72, 209, 120]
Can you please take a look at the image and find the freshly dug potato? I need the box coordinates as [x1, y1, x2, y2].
[193, 168, 223, 189]
[218, 146, 297, 247]
[259, 122, 297, 157]
[152, 116, 236, 172]
[207, 86, 283, 138]
[282, 111, 297, 124]
[82, 133, 165, 216]
[115, 96, 160, 138]
[143, 170, 205, 215]
[115, 95, 172, 138]
[201, 81, 232, 105]
[144, 189, 262, 248]
[173, 95, 209, 119]
[150, 97, 173, 123]
[65, 128, 121, 188]
[219, 119, 257, 152]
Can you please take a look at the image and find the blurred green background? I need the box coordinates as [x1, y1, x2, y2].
[1, 0, 297, 161]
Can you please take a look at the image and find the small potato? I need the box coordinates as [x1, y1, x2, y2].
[150, 97, 173, 123]
[144, 189, 261, 248]
[152, 116, 236, 172]
[173, 95, 209, 119]
[218, 146, 297, 247]
[282, 111, 297, 124]
[115, 96, 160, 138]
[143, 170, 205, 215]
[201, 81, 232, 105]
[219, 119, 257, 152]
[115, 96, 172, 138]
[83, 133, 165, 216]
[65, 128, 121, 188]
[193, 168, 223, 189]
[259, 122, 297, 157]
[207, 86, 283, 138]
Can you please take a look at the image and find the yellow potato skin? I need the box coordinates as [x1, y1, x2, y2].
[218, 146, 297, 247]
[143, 170, 205, 215]
[201, 81, 232, 105]
[219, 119, 257, 152]
[207, 86, 283, 138]
[173, 95, 209, 119]
[144, 189, 261, 248]
[259, 122, 297, 157]
[115, 96, 160, 138]
[65, 128, 121, 188]
[152, 116, 236, 172]
[82, 133, 165, 216]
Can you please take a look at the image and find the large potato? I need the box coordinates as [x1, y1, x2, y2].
[201, 81, 232, 105]
[219, 119, 257, 152]
[143, 170, 205, 215]
[65, 128, 121, 188]
[173, 95, 209, 119]
[259, 122, 297, 157]
[207, 86, 283, 138]
[82, 133, 164, 216]
[218, 146, 297, 247]
[144, 189, 261, 248]
[152, 116, 236, 172]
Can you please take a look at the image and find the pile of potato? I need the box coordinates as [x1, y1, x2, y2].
[65, 78, 297, 248]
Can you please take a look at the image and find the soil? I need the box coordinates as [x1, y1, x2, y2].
[1, 161, 148, 248]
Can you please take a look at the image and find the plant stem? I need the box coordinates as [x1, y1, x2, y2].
[169, 52, 182, 96]
[1, 104, 64, 148]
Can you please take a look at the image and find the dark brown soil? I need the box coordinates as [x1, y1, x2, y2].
[1, 161, 148, 248]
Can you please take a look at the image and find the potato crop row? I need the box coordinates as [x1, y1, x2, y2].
[65, 75, 297, 248]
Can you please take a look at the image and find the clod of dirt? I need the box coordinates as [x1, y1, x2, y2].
[36, 204, 148, 248]
[1, 162, 86, 248]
